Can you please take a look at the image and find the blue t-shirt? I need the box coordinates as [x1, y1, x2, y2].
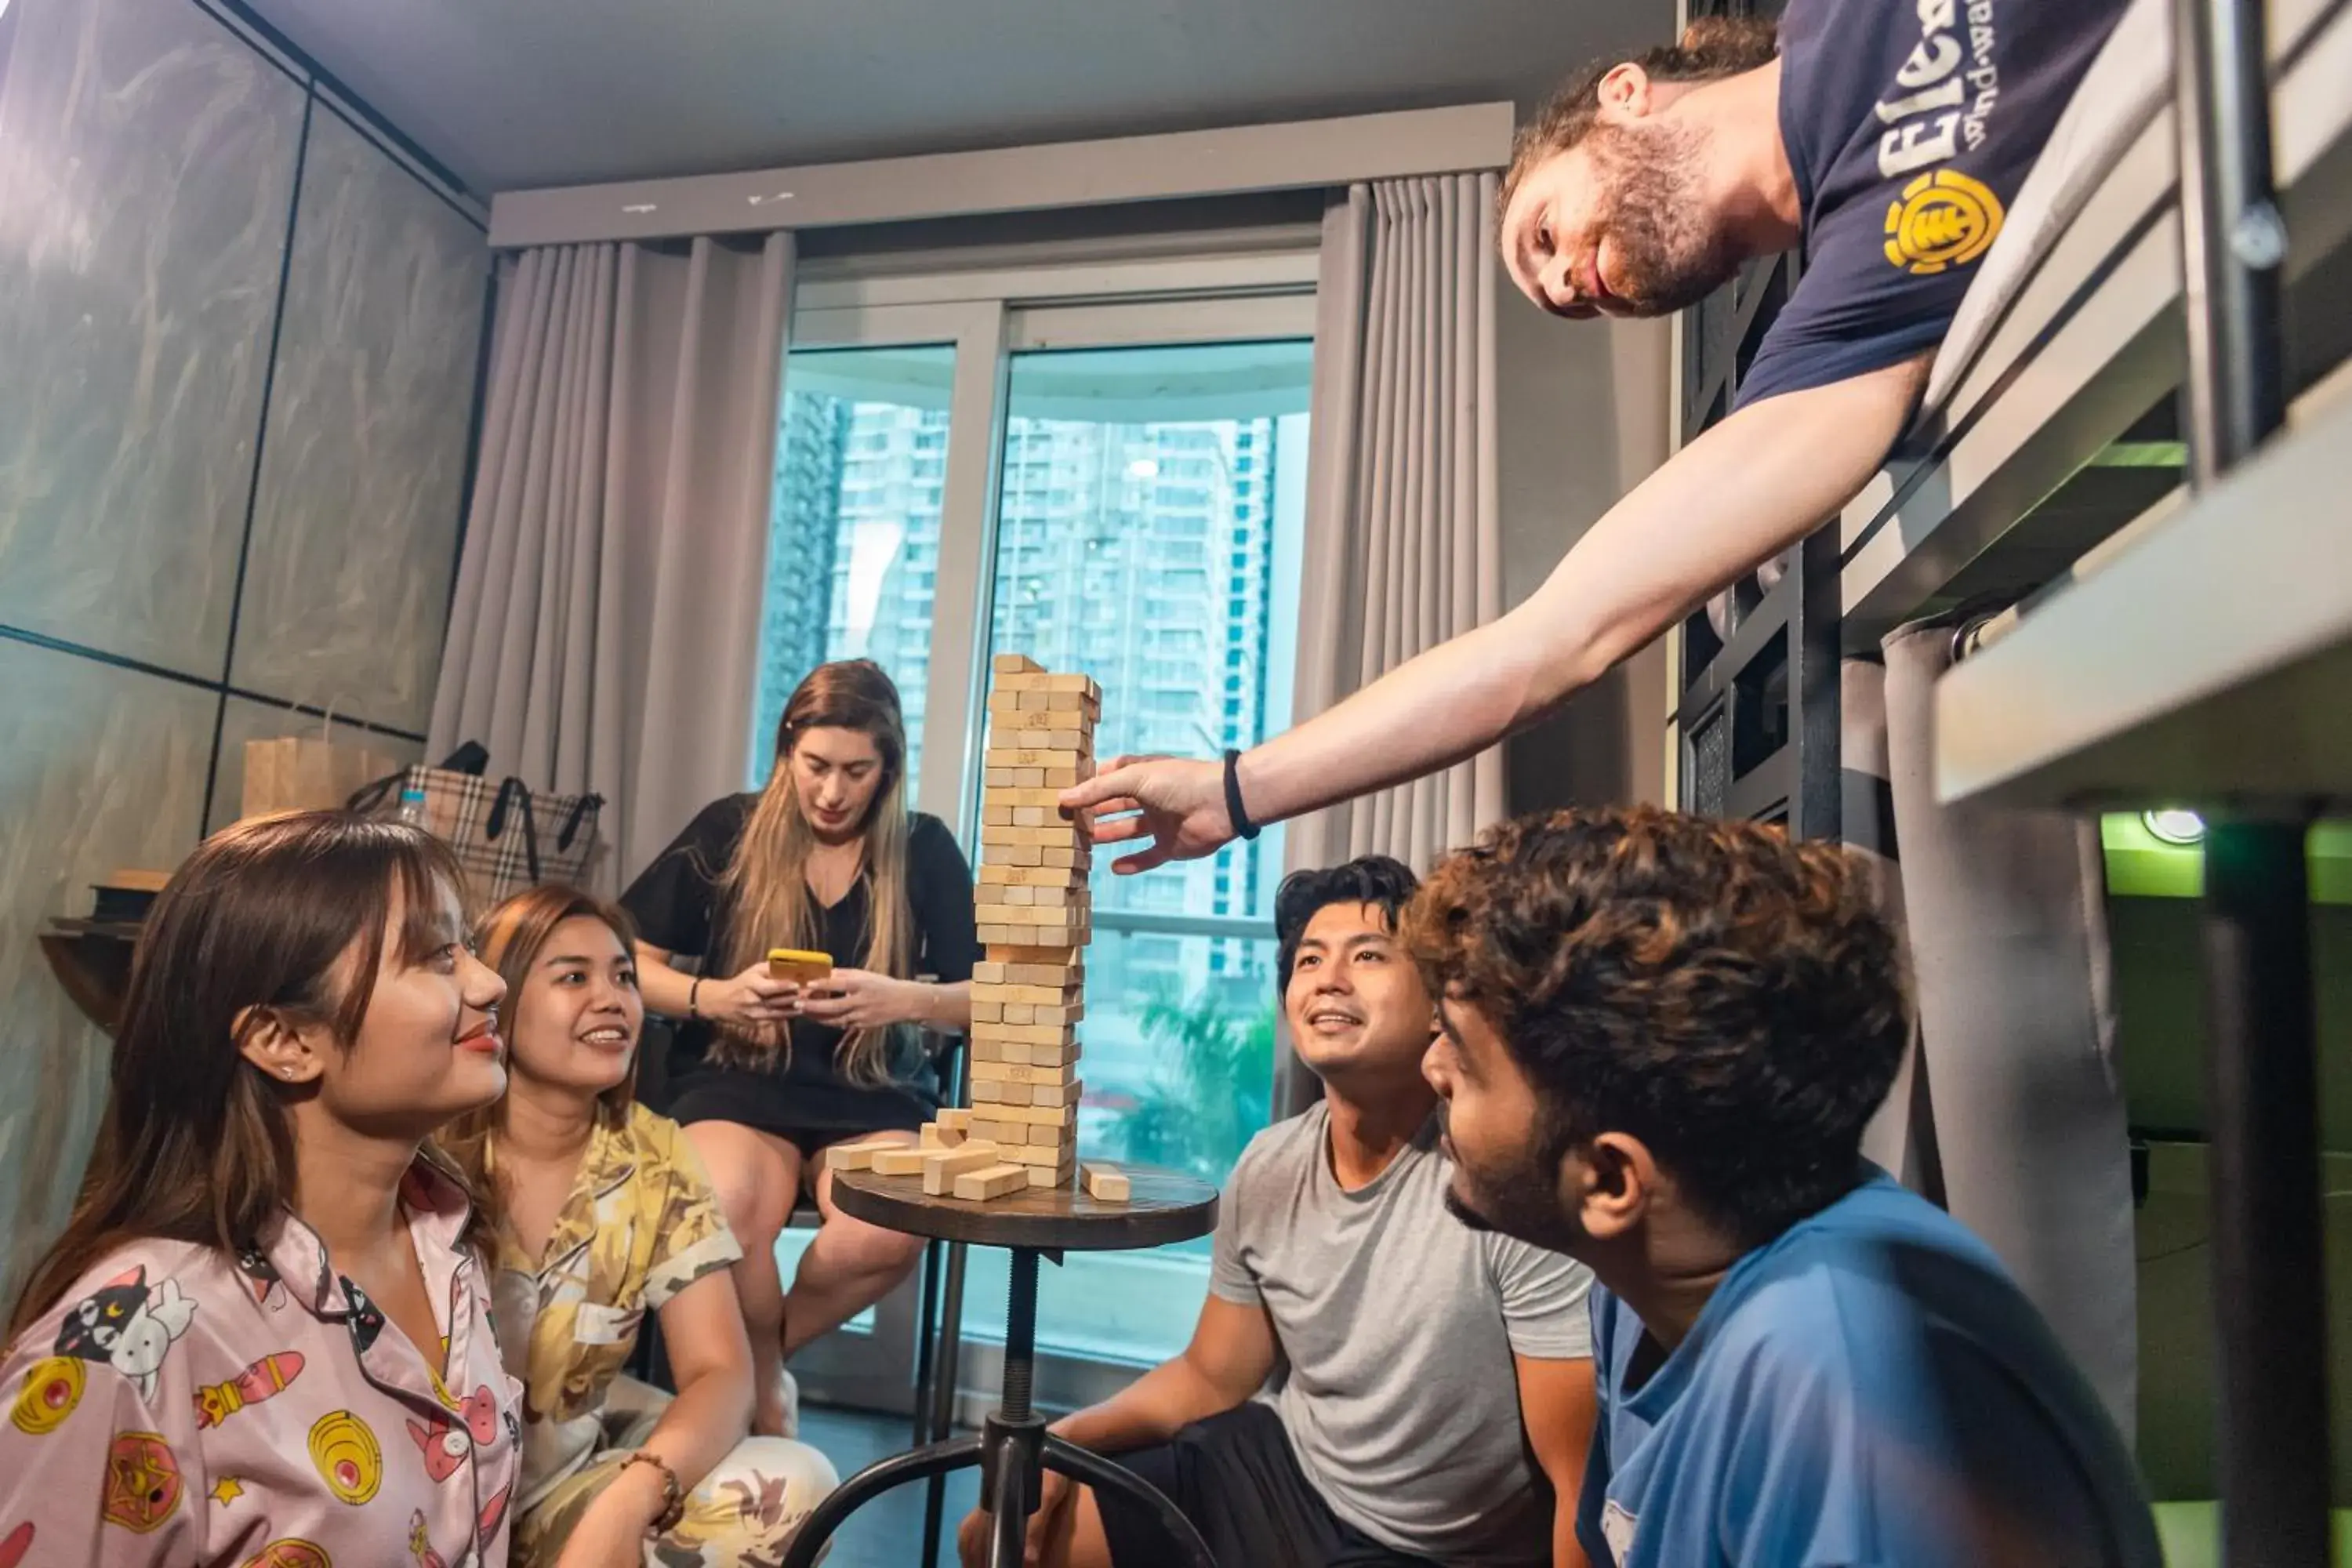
[1577, 1170, 2161, 1568]
[1733, 0, 2128, 408]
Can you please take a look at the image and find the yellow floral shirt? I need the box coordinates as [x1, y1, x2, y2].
[489, 1103, 742, 1517]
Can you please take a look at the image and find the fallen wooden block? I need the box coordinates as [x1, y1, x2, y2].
[1082, 1163, 1130, 1202]
[923, 1143, 1004, 1195]
[824, 1136, 903, 1171]
[954, 1163, 1030, 1200]
[937, 1108, 973, 1132]
[869, 1146, 929, 1176]
[993, 653, 1043, 675]
[920, 1122, 964, 1149]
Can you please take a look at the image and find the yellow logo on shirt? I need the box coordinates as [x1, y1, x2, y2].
[1883, 169, 2005, 275]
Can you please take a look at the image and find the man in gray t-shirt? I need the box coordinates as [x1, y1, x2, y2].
[959, 856, 1596, 1568]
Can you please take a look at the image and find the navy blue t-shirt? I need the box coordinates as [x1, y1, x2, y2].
[1576, 1170, 2160, 1568]
[1734, 0, 2128, 409]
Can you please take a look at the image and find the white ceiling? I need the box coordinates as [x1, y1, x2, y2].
[236, 0, 1672, 196]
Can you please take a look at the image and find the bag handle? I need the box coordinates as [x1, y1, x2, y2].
[485, 777, 544, 885]
[346, 768, 408, 815]
[554, 793, 604, 853]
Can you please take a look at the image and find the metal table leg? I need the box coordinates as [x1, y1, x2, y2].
[2200, 818, 2332, 1568]
[786, 1246, 1213, 1568]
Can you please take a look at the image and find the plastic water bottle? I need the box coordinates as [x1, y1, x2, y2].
[395, 784, 430, 829]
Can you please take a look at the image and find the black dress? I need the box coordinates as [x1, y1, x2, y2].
[620, 795, 979, 1151]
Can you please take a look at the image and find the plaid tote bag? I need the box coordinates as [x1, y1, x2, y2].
[350, 767, 604, 906]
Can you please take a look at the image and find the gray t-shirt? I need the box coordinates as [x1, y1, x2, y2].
[1210, 1102, 1595, 1564]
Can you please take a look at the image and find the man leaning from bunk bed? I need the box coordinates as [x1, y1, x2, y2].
[1064, 0, 2136, 850]
[960, 856, 1599, 1568]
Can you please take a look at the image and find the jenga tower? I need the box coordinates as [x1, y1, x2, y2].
[967, 653, 1098, 1190]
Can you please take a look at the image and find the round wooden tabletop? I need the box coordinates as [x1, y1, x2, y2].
[829, 1164, 1218, 1252]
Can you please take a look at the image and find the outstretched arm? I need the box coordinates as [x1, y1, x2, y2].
[1062, 354, 1928, 871]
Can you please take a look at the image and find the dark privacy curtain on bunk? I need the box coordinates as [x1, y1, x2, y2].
[1848, 633, 2137, 1436]
[427, 234, 794, 889]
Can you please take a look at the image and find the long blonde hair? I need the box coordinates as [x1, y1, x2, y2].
[714, 659, 915, 1084]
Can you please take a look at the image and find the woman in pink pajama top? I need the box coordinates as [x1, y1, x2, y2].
[0, 812, 522, 1567]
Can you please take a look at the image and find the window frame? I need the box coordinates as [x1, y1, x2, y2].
[765, 249, 1309, 1415]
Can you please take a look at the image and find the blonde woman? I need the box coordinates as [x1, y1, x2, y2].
[622, 659, 978, 1436]
[446, 885, 837, 1567]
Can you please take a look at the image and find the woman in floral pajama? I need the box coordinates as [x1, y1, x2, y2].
[0, 812, 521, 1566]
[447, 885, 836, 1568]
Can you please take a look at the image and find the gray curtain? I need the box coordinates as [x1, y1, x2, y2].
[1875, 623, 2136, 1436]
[1279, 175, 1504, 1110]
[428, 233, 794, 889]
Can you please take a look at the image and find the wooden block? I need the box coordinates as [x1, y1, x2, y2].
[955, 1163, 1031, 1201]
[972, 982, 1080, 1007]
[1025, 1077, 1083, 1109]
[970, 1000, 1004, 1023]
[1041, 764, 1086, 789]
[1003, 1142, 1076, 1169]
[1015, 688, 1054, 710]
[988, 1101, 1078, 1127]
[920, 1123, 964, 1149]
[823, 1137, 901, 1171]
[1007, 961, 1083, 986]
[985, 768, 1014, 788]
[923, 1143, 1003, 1195]
[982, 804, 1013, 826]
[1003, 843, 1044, 866]
[993, 653, 1043, 675]
[989, 946, 1088, 967]
[970, 1116, 1020, 1145]
[1033, 1002, 1083, 1026]
[971, 1078, 1013, 1104]
[971, 1022, 1078, 1047]
[986, 746, 1089, 769]
[1039, 845, 1088, 869]
[1013, 1040, 1083, 1069]
[869, 1146, 929, 1176]
[974, 961, 1007, 983]
[971, 1059, 1082, 1087]
[938, 1108, 973, 1132]
[967, 1037, 1018, 1064]
[1013, 806, 1048, 827]
[1023, 1121, 1073, 1149]
[1082, 1163, 1130, 1202]
[978, 864, 1085, 887]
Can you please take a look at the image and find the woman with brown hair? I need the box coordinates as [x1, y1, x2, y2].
[445, 885, 837, 1567]
[622, 658, 978, 1436]
[0, 812, 520, 1566]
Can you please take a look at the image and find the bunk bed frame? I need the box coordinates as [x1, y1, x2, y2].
[1671, 0, 2347, 1562]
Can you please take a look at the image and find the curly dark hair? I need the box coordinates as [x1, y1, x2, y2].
[1404, 806, 1907, 1248]
[1500, 15, 1781, 219]
[1275, 855, 1421, 993]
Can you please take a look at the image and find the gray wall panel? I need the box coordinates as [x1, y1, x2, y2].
[230, 107, 488, 731]
[0, 0, 304, 676]
[0, 641, 216, 1295]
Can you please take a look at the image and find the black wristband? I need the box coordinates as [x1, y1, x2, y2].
[1222, 749, 1261, 841]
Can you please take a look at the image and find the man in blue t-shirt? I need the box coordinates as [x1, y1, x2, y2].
[1406, 808, 2162, 1568]
[1065, 0, 2129, 878]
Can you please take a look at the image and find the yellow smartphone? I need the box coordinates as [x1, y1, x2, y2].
[767, 947, 834, 985]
